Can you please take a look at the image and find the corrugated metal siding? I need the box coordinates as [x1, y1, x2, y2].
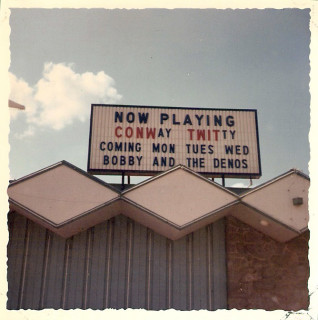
[7, 212, 227, 310]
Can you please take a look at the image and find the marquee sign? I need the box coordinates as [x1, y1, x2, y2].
[87, 105, 261, 178]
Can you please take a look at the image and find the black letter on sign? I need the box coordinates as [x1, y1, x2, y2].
[160, 113, 169, 124]
[126, 112, 135, 123]
[100, 141, 106, 151]
[115, 112, 123, 123]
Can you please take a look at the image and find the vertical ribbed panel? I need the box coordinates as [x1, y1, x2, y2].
[7, 212, 227, 310]
[39, 230, 51, 309]
[109, 215, 127, 308]
[171, 236, 187, 310]
[21, 219, 47, 309]
[145, 229, 153, 309]
[166, 239, 173, 308]
[7, 213, 27, 309]
[151, 233, 167, 309]
[87, 221, 108, 309]
[61, 237, 72, 308]
[212, 219, 227, 308]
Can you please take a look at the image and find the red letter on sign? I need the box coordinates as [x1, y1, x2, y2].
[115, 126, 122, 137]
[187, 129, 195, 140]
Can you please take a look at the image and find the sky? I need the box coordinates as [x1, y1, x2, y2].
[8, 8, 311, 187]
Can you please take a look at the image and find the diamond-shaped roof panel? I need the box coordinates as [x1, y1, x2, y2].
[8, 161, 119, 227]
[123, 166, 239, 228]
[241, 170, 309, 232]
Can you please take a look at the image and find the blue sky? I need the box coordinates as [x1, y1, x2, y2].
[8, 8, 310, 187]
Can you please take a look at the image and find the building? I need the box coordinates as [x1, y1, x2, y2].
[7, 160, 309, 310]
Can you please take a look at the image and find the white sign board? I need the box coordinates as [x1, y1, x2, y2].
[87, 105, 261, 178]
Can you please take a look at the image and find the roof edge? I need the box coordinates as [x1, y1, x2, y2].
[121, 164, 240, 198]
[8, 160, 120, 194]
[241, 168, 309, 198]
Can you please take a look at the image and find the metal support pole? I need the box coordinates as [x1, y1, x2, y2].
[121, 172, 125, 190]
[222, 175, 225, 187]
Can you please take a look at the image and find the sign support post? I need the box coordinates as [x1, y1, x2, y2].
[121, 172, 125, 190]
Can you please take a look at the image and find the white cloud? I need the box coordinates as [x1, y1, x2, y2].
[14, 126, 36, 139]
[10, 62, 122, 135]
[9, 74, 36, 120]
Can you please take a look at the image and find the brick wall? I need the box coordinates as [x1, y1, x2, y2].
[226, 216, 309, 310]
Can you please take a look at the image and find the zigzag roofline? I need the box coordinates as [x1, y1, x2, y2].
[121, 164, 240, 198]
[240, 168, 309, 198]
[7, 161, 309, 241]
[8, 160, 119, 193]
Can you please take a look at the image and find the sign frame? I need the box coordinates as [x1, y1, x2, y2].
[87, 104, 262, 178]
